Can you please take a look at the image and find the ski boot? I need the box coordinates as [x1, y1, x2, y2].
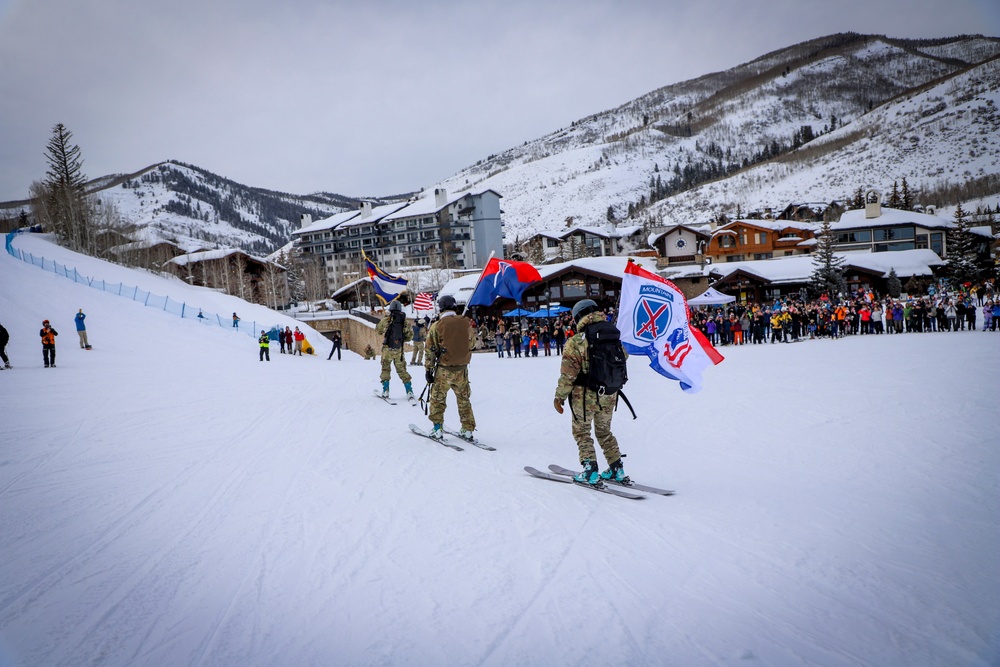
[381, 380, 390, 398]
[601, 458, 631, 485]
[457, 428, 475, 442]
[573, 460, 600, 485]
[429, 423, 444, 440]
[404, 381, 415, 401]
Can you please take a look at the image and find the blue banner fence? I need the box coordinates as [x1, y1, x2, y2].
[5, 229, 273, 339]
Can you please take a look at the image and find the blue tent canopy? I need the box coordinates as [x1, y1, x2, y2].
[528, 306, 570, 318]
[502, 308, 531, 317]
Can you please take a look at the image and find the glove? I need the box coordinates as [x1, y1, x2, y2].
[553, 397, 564, 414]
[425, 370, 435, 384]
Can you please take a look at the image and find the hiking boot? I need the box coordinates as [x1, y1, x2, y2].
[601, 458, 631, 484]
[574, 460, 600, 485]
[429, 423, 444, 440]
[381, 381, 390, 398]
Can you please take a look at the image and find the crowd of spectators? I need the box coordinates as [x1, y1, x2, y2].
[690, 280, 1000, 346]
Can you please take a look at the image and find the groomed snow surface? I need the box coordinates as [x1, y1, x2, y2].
[1, 235, 998, 667]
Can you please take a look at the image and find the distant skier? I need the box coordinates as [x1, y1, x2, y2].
[553, 300, 628, 486]
[376, 300, 413, 398]
[258, 330, 270, 361]
[233, 312, 240, 329]
[423, 295, 477, 440]
[40, 319, 58, 368]
[74, 308, 90, 349]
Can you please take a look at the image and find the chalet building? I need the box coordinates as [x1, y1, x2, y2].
[165, 248, 289, 307]
[777, 201, 846, 223]
[521, 224, 645, 264]
[107, 239, 188, 269]
[830, 193, 955, 257]
[293, 188, 504, 294]
[520, 231, 569, 263]
[705, 220, 817, 263]
[649, 224, 712, 269]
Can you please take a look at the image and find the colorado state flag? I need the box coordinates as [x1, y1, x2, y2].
[363, 252, 408, 304]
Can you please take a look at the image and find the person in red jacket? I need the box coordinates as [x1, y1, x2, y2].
[293, 327, 305, 356]
[283, 326, 293, 354]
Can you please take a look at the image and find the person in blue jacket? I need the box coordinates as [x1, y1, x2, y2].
[74, 309, 90, 349]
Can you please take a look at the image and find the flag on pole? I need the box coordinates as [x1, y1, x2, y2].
[617, 260, 724, 394]
[467, 258, 542, 307]
[363, 252, 408, 304]
[413, 292, 435, 311]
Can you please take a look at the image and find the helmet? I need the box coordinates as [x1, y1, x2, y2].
[388, 300, 403, 312]
[438, 294, 458, 312]
[571, 299, 598, 323]
[43, 319, 50, 325]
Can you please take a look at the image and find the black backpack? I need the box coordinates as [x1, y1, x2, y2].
[579, 321, 628, 395]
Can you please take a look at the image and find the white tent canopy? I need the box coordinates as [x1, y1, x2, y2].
[688, 286, 736, 305]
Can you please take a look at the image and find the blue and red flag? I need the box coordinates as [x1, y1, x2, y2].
[363, 252, 408, 304]
[467, 258, 542, 307]
[617, 260, 724, 394]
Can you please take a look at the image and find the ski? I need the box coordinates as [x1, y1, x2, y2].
[373, 390, 397, 405]
[524, 466, 644, 499]
[409, 423, 464, 451]
[443, 428, 495, 451]
[547, 464, 675, 496]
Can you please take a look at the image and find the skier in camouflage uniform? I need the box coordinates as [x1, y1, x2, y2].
[553, 299, 627, 485]
[424, 295, 477, 440]
[376, 300, 414, 399]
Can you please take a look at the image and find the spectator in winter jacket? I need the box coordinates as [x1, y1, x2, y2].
[232, 312, 240, 329]
[283, 327, 293, 353]
[293, 327, 305, 356]
[410, 319, 426, 366]
[74, 309, 90, 349]
[258, 330, 270, 361]
[40, 319, 58, 368]
[327, 331, 343, 360]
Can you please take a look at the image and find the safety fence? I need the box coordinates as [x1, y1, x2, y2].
[4, 229, 271, 339]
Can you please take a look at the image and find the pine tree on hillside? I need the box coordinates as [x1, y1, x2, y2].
[888, 181, 901, 208]
[34, 123, 93, 252]
[810, 219, 847, 297]
[900, 177, 914, 211]
[852, 186, 865, 208]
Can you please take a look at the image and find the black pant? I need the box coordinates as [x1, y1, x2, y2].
[43, 345, 56, 366]
[327, 345, 341, 360]
[260, 347, 270, 361]
[0, 344, 8, 364]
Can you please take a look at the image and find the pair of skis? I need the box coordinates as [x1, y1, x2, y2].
[408, 424, 496, 451]
[524, 464, 675, 499]
[373, 390, 417, 407]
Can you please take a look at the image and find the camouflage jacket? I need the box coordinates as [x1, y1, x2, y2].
[555, 311, 616, 400]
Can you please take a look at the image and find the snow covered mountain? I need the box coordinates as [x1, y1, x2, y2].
[437, 33, 1000, 238]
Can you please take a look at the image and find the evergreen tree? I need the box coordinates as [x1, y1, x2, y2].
[900, 177, 914, 211]
[852, 186, 865, 208]
[810, 219, 847, 297]
[887, 181, 901, 208]
[886, 268, 902, 298]
[37, 123, 92, 252]
[945, 202, 981, 284]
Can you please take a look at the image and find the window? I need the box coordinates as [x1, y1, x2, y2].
[930, 233, 944, 256]
[738, 232, 747, 245]
[725, 254, 745, 262]
[584, 236, 603, 256]
[755, 232, 768, 244]
[720, 236, 736, 248]
[562, 279, 586, 298]
[874, 242, 915, 252]
[753, 252, 772, 260]
[915, 234, 928, 249]
[836, 231, 872, 243]
[546, 238, 559, 248]
[874, 227, 914, 241]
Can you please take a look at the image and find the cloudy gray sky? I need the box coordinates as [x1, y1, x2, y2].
[1, 0, 998, 201]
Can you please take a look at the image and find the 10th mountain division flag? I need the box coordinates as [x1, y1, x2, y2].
[363, 252, 408, 304]
[617, 260, 724, 394]
[467, 258, 542, 307]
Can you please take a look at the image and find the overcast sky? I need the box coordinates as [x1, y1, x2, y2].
[1, 0, 998, 202]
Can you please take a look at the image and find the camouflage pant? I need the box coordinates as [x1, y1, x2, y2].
[380, 345, 412, 384]
[428, 366, 476, 431]
[410, 341, 425, 365]
[569, 387, 621, 466]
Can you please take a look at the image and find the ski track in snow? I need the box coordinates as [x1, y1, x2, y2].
[1, 235, 999, 666]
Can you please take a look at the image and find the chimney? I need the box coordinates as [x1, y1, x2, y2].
[925, 205, 936, 216]
[300, 213, 312, 229]
[434, 188, 448, 209]
[864, 189, 881, 219]
[359, 201, 373, 218]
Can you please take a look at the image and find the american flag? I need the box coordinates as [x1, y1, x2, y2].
[413, 292, 435, 311]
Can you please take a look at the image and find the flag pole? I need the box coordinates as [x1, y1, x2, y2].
[460, 250, 496, 317]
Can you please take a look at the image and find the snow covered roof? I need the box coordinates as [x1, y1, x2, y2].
[337, 202, 409, 229]
[710, 249, 945, 284]
[566, 224, 644, 239]
[648, 224, 712, 246]
[832, 207, 955, 231]
[166, 248, 275, 268]
[382, 188, 502, 222]
[295, 209, 360, 235]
